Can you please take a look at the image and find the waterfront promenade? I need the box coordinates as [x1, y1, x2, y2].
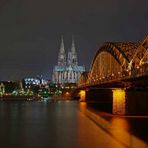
[0, 100, 147, 148]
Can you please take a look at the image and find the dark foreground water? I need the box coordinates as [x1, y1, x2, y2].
[0, 99, 128, 148]
[0, 98, 148, 148]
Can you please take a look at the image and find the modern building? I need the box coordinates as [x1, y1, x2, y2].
[52, 37, 85, 84]
[22, 76, 48, 93]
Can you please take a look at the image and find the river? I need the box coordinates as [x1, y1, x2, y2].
[0, 97, 148, 148]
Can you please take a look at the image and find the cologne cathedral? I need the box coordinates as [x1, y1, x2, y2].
[52, 37, 85, 84]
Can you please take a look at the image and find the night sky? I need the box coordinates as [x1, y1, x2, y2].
[0, 0, 148, 80]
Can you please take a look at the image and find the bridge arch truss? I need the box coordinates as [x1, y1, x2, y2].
[78, 35, 148, 87]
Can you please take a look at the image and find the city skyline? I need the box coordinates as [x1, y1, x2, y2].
[0, 0, 148, 80]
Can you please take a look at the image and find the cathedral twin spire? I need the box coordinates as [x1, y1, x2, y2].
[53, 36, 85, 84]
[58, 36, 66, 66]
[58, 36, 78, 66]
[71, 36, 76, 53]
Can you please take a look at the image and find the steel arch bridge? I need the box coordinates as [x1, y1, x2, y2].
[78, 35, 148, 87]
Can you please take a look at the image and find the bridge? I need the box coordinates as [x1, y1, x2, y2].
[78, 35, 148, 88]
[76, 35, 148, 115]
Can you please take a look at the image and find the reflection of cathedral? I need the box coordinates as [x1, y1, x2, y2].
[52, 37, 85, 84]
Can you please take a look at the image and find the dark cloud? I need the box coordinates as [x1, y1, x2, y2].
[0, 0, 148, 80]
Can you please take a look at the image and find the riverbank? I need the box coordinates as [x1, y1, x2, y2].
[0, 96, 41, 101]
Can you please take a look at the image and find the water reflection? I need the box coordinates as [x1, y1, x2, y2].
[110, 117, 148, 148]
[112, 89, 126, 115]
[79, 102, 87, 110]
[111, 117, 130, 131]
[79, 101, 148, 147]
[110, 117, 131, 147]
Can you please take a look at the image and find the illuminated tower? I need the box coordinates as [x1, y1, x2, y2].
[52, 36, 85, 84]
[67, 37, 78, 66]
[58, 36, 66, 66]
[71, 36, 78, 66]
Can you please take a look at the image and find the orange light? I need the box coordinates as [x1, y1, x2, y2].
[65, 92, 69, 96]
[112, 89, 126, 115]
[79, 102, 87, 112]
[79, 90, 86, 102]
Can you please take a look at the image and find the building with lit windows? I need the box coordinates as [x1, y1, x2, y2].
[23, 76, 48, 87]
[52, 37, 85, 84]
[23, 78, 40, 86]
[22, 76, 48, 93]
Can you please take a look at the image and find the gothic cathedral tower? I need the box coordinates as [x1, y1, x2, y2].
[67, 37, 78, 66]
[52, 36, 85, 84]
[58, 36, 66, 66]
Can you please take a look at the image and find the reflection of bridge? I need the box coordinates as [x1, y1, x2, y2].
[78, 35, 148, 88]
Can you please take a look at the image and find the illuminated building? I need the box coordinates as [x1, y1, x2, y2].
[52, 36, 85, 84]
[23, 76, 48, 87]
[22, 76, 48, 93]
[23, 78, 40, 87]
[0, 83, 5, 96]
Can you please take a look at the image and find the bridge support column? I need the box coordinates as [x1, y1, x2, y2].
[112, 89, 126, 115]
[79, 90, 86, 102]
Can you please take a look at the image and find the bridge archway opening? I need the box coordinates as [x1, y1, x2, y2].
[88, 51, 128, 84]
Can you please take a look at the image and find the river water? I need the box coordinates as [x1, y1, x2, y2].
[0, 99, 126, 148]
[0, 96, 148, 148]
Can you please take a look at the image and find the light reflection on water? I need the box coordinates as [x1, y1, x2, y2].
[111, 117, 130, 131]
[110, 117, 131, 147]
[79, 101, 148, 147]
[110, 117, 148, 148]
[0, 99, 147, 147]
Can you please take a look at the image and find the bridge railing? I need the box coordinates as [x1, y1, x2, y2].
[78, 64, 148, 88]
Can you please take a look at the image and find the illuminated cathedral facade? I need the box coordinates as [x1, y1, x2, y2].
[52, 37, 85, 84]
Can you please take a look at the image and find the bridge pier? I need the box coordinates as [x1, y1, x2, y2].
[112, 89, 126, 115]
[113, 88, 148, 115]
[78, 88, 148, 115]
[79, 90, 86, 102]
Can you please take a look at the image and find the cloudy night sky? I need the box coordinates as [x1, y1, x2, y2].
[0, 0, 147, 80]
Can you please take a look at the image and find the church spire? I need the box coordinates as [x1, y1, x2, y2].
[60, 35, 65, 53]
[58, 36, 66, 66]
[71, 36, 76, 53]
[71, 36, 78, 65]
